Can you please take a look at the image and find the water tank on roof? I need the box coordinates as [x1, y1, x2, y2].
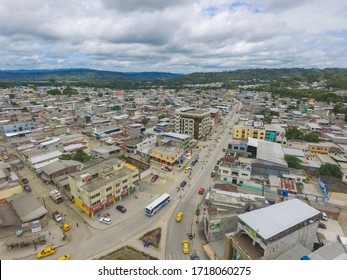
[300, 256, 310, 260]
[282, 190, 289, 197]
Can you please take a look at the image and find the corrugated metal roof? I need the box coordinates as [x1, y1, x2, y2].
[29, 151, 62, 165]
[257, 140, 287, 166]
[238, 199, 320, 240]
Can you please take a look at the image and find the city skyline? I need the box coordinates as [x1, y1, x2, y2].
[1, 0, 347, 73]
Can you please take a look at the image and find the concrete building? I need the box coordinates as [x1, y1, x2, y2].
[218, 157, 252, 185]
[68, 158, 139, 217]
[149, 146, 185, 167]
[232, 125, 266, 140]
[251, 139, 289, 176]
[224, 199, 321, 260]
[175, 107, 210, 139]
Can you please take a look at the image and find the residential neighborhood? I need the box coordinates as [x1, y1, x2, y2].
[0, 82, 347, 261]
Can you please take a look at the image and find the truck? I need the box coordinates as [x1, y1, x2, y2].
[52, 211, 62, 222]
[49, 190, 63, 204]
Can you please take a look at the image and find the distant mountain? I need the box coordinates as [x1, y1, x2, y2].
[0, 68, 183, 82]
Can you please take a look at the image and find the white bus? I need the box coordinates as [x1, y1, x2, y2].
[145, 193, 171, 217]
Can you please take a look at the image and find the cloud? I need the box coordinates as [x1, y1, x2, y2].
[0, 0, 346, 73]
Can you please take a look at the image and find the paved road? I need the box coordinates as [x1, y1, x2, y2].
[166, 98, 242, 259]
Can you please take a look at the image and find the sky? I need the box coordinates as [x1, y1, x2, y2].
[1, 0, 347, 73]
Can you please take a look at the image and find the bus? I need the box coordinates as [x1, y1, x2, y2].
[145, 193, 171, 217]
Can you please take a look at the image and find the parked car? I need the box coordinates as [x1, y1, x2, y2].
[116, 205, 126, 213]
[57, 254, 70, 260]
[184, 167, 190, 173]
[37, 246, 56, 259]
[151, 175, 159, 182]
[99, 217, 112, 225]
[190, 253, 200, 260]
[21, 178, 29, 185]
[198, 187, 205, 195]
[182, 240, 189, 254]
[321, 212, 328, 221]
[180, 181, 187, 188]
[23, 185, 31, 193]
[176, 212, 183, 222]
[161, 166, 172, 172]
[318, 222, 327, 229]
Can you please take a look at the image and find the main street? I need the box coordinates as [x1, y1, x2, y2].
[166, 99, 242, 259]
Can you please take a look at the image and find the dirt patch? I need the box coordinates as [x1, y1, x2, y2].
[98, 245, 158, 260]
[139, 227, 161, 249]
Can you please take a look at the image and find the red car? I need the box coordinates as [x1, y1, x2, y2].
[198, 187, 205, 195]
[151, 175, 159, 182]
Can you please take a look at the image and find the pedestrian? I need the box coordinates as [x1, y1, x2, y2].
[48, 231, 51, 236]
[76, 222, 79, 227]
[193, 233, 195, 239]
[34, 245, 37, 251]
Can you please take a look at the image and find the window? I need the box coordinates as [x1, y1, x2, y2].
[106, 193, 113, 199]
[133, 174, 138, 178]
[91, 193, 100, 199]
[123, 186, 128, 190]
[122, 179, 128, 183]
[106, 187, 112, 192]
[92, 200, 101, 206]
[116, 183, 120, 187]
[116, 190, 120, 194]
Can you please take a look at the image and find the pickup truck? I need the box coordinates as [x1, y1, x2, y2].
[52, 212, 62, 223]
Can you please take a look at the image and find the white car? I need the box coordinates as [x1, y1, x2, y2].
[99, 217, 112, 225]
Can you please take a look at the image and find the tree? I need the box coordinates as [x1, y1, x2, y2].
[301, 132, 319, 142]
[141, 118, 149, 126]
[73, 149, 92, 162]
[98, 93, 103, 97]
[319, 163, 342, 178]
[285, 127, 302, 140]
[284, 155, 302, 169]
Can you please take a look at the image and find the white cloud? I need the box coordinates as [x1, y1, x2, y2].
[0, 0, 346, 73]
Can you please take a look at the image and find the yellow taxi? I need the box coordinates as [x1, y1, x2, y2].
[176, 212, 183, 222]
[61, 223, 70, 232]
[184, 167, 190, 173]
[182, 240, 189, 254]
[57, 254, 71, 260]
[37, 246, 56, 259]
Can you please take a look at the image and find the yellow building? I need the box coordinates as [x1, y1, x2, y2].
[308, 143, 330, 154]
[149, 146, 185, 166]
[68, 158, 139, 217]
[232, 125, 265, 140]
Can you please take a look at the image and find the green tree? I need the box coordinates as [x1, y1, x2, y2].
[98, 93, 103, 97]
[73, 149, 92, 162]
[47, 89, 62, 95]
[285, 127, 302, 140]
[301, 132, 320, 142]
[319, 163, 342, 178]
[284, 155, 302, 169]
[141, 118, 149, 126]
[9, 93, 15, 99]
[21, 107, 29, 112]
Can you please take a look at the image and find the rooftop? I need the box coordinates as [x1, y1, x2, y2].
[238, 199, 320, 240]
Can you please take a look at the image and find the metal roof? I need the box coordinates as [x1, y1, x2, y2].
[256, 140, 287, 166]
[29, 151, 62, 165]
[238, 199, 320, 240]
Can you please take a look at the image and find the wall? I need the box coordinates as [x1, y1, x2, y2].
[264, 222, 318, 259]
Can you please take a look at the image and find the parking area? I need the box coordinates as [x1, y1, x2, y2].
[318, 219, 345, 242]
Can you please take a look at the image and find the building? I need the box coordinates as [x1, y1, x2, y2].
[159, 132, 192, 149]
[0, 120, 36, 139]
[175, 107, 210, 139]
[251, 139, 289, 176]
[218, 157, 252, 185]
[149, 146, 185, 167]
[232, 125, 266, 140]
[68, 158, 139, 217]
[224, 199, 321, 260]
